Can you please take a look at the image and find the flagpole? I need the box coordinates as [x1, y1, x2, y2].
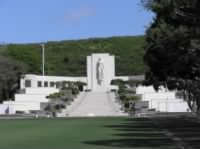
[41, 44, 45, 76]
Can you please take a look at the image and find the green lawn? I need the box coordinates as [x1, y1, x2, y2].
[0, 117, 177, 149]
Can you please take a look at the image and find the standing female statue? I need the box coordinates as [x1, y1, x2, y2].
[96, 58, 104, 84]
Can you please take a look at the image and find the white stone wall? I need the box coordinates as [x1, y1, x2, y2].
[25, 88, 59, 95]
[157, 101, 190, 112]
[0, 87, 59, 114]
[142, 92, 176, 101]
[15, 94, 49, 102]
[136, 85, 190, 112]
[3, 101, 41, 114]
[114, 76, 129, 81]
[87, 56, 92, 90]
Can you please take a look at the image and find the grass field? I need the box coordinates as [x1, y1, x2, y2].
[0, 117, 178, 149]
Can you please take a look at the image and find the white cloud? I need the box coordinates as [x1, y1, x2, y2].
[63, 8, 96, 24]
[51, 7, 96, 26]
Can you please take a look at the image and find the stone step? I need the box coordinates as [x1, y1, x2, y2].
[66, 92, 128, 117]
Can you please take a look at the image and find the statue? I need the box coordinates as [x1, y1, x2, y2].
[96, 58, 104, 84]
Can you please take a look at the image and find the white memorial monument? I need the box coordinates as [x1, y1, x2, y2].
[0, 53, 190, 114]
[86, 53, 116, 92]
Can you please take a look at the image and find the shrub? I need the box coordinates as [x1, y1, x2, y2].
[85, 89, 91, 92]
[125, 95, 141, 101]
[72, 87, 79, 95]
[119, 93, 126, 101]
[118, 84, 127, 94]
[125, 79, 143, 87]
[124, 89, 136, 94]
[111, 79, 124, 85]
[47, 92, 65, 99]
[74, 81, 87, 91]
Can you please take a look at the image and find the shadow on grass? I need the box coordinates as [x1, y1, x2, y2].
[83, 117, 177, 148]
[84, 138, 175, 148]
[152, 116, 200, 148]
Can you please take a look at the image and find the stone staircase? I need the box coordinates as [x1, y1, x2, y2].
[64, 92, 127, 117]
[57, 92, 86, 117]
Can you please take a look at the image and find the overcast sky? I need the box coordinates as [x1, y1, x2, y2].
[0, 0, 153, 43]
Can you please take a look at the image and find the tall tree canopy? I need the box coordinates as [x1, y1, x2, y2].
[142, 0, 200, 114]
[0, 54, 27, 103]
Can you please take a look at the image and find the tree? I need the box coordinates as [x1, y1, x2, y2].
[0, 55, 27, 102]
[142, 0, 200, 114]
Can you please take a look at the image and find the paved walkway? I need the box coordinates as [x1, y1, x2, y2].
[67, 92, 127, 117]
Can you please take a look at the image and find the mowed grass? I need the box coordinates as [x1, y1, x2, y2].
[0, 117, 178, 149]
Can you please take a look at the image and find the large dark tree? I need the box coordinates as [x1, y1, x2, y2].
[142, 0, 200, 114]
[0, 54, 26, 103]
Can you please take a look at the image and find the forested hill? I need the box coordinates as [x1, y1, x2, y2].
[1, 36, 146, 76]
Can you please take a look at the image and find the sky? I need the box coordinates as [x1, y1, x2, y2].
[0, 0, 153, 44]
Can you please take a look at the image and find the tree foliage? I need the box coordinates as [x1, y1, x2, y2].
[0, 55, 27, 102]
[142, 0, 200, 114]
[2, 36, 145, 76]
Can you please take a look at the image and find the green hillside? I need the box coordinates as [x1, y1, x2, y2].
[2, 36, 145, 76]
